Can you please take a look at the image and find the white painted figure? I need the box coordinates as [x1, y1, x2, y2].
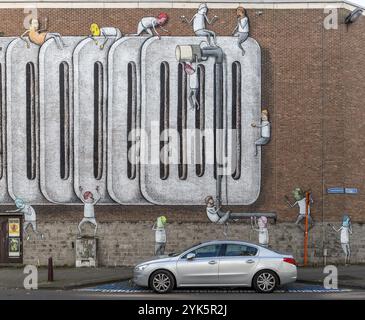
[183, 62, 200, 110]
[251, 109, 271, 156]
[181, 3, 218, 46]
[133, 13, 169, 39]
[152, 216, 167, 255]
[285, 187, 314, 231]
[6, 198, 44, 240]
[205, 196, 231, 236]
[251, 216, 269, 247]
[21, 18, 67, 49]
[330, 215, 352, 266]
[78, 186, 101, 237]
[232, 6, 250, 56]
[89, 23, 122, 49]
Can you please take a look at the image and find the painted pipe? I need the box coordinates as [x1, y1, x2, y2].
[175, 44, 224, 207]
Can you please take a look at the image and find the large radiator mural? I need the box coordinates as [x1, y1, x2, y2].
[0, 9, 262, 207]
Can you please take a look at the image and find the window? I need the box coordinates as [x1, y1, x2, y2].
[224, 244, 258, 257]
[182, 244, 222, 259]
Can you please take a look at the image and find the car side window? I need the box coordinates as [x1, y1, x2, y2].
[182, 244, 221, 259]
[224, 244, 258, 257]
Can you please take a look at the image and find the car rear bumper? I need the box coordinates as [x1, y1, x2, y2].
[279, 268, 297, 285]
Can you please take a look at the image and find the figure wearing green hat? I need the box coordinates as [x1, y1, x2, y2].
[152, 216, 167, 256]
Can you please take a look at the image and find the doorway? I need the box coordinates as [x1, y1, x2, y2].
[0, 214, 23, 264]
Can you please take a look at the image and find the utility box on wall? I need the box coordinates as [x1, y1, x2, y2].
[75, 236, 97, 267]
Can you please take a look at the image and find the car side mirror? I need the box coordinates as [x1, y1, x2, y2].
[186, 253, 196, 260]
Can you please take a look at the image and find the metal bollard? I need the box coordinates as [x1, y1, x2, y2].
[48, 257, 54, 282]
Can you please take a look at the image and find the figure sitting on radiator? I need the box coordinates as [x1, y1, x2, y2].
[205, 196, 231, 236]
[6, 198, 44, 240]
[132, 13, 169, 39]
[181, 3, 218, 47]
[251, 216, 269, 247]
[89, 23, 122, 49]
[78, 186, 101, 237]
[251, 109, 271, 156]
[20, 17, 67, 49]
[232, 6, 250, 56]
[183, 62, 200, 110]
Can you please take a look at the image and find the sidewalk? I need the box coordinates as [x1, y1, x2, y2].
[1, 265, 365, 290]
[298, 265, 365, 289]
[0, 266, 132, 290]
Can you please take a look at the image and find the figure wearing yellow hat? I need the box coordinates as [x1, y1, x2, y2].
[89, 23, 122, 49]
[152, 216, 167, 255]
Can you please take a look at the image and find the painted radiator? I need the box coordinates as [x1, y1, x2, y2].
[0, 35, 262, 206]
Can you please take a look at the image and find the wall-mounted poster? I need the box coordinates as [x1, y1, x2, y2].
[8, 218, 20, 237]
[9, 238, 20, 257]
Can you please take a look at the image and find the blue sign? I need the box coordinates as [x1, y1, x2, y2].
[327, 187, 345, 194]
[345, 188, 358, 194]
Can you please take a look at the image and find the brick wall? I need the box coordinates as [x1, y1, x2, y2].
[24, 220, 365, 266]
[0, 7, 364, 265]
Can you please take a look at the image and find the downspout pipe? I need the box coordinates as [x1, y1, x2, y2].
[176, 44, 224, 208]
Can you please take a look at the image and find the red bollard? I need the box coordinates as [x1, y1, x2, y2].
[48, 257, 54, 282]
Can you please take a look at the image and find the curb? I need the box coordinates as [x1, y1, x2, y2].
[38, 275, 132, 290]
[297, 279, 365, 290]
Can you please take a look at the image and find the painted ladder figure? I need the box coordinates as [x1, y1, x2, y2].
[205, 196, 231, 236]
[251, 216, 269, 247]
[20, 18, 67, 49]
[232, 6, 250, 56]
[78, 186, 101, 237]
[330, 215, 353, 266]
[285, 187, 314, 231]
[132, 13, 169, 39]
[251, 109, 271, 156]
[152, 216, 167, 256]
[6, 198, 44, 240]
[181, 3, 218, 46]
[183, 62, 200, 110]
[89, 23, 122, 49]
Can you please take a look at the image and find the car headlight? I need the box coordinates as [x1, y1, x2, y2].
[135, 264, 149, 271]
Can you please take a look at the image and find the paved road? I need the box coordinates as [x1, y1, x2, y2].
[0, 282, 364, 300]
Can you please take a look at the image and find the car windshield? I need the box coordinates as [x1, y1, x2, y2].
[168, 242, 202, 257]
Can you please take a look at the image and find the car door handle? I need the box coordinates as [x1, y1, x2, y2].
[208, 260, 217, 265]
[246, 259, 255, 264]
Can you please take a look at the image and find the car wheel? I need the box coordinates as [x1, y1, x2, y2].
[253, 270, 278, 293]
[150, 270, 175, 293]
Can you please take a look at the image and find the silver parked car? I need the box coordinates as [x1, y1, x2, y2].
[133, 240, 297, 293]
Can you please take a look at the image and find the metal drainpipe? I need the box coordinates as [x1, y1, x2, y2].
[175, 45, 224, 207]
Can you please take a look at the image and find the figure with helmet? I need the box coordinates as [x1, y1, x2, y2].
[180, 3, 218, 46]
